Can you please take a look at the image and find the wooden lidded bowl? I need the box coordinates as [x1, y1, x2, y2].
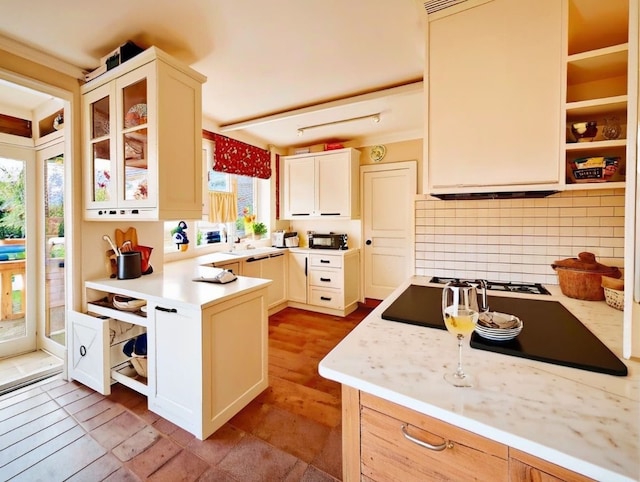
[551, 252, 621, 301]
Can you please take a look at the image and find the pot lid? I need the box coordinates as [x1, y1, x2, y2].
[551, 252, 620, 274]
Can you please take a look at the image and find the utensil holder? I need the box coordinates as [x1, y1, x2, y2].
[117, 251, 142, 279]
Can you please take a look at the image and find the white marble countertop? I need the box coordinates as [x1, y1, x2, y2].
[85, 251, 272, 311]
[319, 276, 640, 482]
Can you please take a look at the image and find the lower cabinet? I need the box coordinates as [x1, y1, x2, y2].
[149, 290, 269, 438]
[69, 282, 269, 440]
[288, 249, 360, 317]
[241, 252, 287, 312]
[343, 387, 594, 482]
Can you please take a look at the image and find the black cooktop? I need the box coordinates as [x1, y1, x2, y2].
[381, 285, 627, 377]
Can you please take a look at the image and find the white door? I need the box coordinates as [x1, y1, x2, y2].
[362, 162, 416, 300]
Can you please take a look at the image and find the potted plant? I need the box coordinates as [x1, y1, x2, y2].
[253, 222, 267, 239]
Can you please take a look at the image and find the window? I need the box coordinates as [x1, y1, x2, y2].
[163, 173, 267, 253]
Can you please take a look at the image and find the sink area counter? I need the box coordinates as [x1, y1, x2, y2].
[319, 276, 640, 481]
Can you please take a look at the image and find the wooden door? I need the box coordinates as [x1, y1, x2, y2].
[362, 162, 416, 300]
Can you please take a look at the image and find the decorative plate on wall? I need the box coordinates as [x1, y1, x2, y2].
[370, 145, 386, 162]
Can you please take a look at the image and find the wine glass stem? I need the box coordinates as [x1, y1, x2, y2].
[455, 334, 466, 378]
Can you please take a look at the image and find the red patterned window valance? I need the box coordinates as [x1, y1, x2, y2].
[211, 133, 271, 179]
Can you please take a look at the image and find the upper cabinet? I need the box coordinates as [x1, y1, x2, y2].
[563, 0, 632, 189]
[282, 148, 360, 219]
[426, 0, 563, 194]
[82, 47, 206, 221]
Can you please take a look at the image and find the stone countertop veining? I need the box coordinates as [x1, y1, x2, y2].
[319, 276, 640, 482]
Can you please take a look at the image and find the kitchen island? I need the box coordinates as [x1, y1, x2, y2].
[319, 276, 640, 481]
[70, 252, 272, 440]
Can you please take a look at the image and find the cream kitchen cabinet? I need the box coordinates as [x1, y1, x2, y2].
[287, 251, 309, 304]
[69, 294, 150, 397]
[288, 249, 360, 317]
[283, 148, 360, 219]
[241, 251, 287, 312]
[69, 275, 270, 440]
[149, 290, 268, 439]
[82, 47, 206, 221]
[426, 0, 563, 194]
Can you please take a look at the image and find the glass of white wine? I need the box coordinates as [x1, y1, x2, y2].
[442, 281, 480, 387]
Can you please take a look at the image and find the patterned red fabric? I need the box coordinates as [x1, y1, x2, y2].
[213, 133, 271, 179]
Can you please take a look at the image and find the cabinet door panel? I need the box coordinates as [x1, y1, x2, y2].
[316, 153, 350, 215]
[68, 311, 110, 395]
[285, 158, 315, 217]
[150, 304, 201, 433]
[288, 252, 308, 303]
[263, 254, 286, 307]
[428, 0, 562, 190]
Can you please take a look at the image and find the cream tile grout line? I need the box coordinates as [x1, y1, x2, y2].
[414, 189, 625, 284]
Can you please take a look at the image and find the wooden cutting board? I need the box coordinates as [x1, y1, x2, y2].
[115, 227, 138, 249]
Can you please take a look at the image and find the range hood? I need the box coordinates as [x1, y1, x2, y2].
[431, 190, 558, 201]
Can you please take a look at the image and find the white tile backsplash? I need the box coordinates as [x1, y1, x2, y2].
[414, 190, 625, 284]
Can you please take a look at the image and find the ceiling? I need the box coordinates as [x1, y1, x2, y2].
[0, 0, 426, 149]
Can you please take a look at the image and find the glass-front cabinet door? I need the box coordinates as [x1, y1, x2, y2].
[83, 62, 157, 214]
[116, 64, 156, 209]
[84, 84, 116, 208]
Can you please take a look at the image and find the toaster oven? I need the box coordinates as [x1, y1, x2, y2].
[308, 232, 348, 250]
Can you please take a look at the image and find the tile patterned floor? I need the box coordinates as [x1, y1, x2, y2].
[0, 306, 368, 481]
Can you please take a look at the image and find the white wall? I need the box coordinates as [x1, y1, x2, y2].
[415, 189, 625, 284]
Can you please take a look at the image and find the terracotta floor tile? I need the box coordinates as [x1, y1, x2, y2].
[167, 425, 196, 447]
[126, 436, 182, 480]
[107, 383, 147, 408]
[217, 435, 299, 482]
[186, 424, 245, 465]
[112, 426, 161, 462]
[283, 459, 310, 481]
[310, 424, 342, 480]
[196, 466, 240, 482]
[147, 448, 209, 481]
[102, 466, 142, 482]
[298, 464, 340, 482]
[253, 405, 331, 463]
[74, 398, 127, 432]
[152, 416, 181, 436]
[227, 397, 269, 434]
[89, 410, 148, 450]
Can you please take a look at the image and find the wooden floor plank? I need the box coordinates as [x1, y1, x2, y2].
[0, 400, 61, 436]
[1, 425, 89, 480]
[0, 408, 70, 451]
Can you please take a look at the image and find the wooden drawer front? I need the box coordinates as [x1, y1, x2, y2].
[309, 287, 343, 309]
[309, 269, 343, 289]
[509, 448, 595, 482]
[360, 393, 508, 482]
[309, 253, 342, 269]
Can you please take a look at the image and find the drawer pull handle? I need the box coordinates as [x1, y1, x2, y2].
[320, 259, 330, 264]
[320, 277, 331, 282]
[79, 345, 87, 357]
[320, 296, 332, 301]
[400, 424, 453, 452]
[155, 306, 178, 313]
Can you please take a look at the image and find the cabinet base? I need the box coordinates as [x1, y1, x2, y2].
[287, 301, 359, 318]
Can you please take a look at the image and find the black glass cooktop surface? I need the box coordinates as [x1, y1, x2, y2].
[381, 285, 627, 377]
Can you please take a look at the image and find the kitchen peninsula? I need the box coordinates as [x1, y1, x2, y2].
[319, 277, 640, 481]
[69, 251, 272, 440]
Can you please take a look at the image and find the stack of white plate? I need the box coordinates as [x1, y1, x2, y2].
[475, 311, 523, 341]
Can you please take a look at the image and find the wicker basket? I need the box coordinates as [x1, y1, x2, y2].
[603, 287, 624, 311]
[130, 356, 148, 377]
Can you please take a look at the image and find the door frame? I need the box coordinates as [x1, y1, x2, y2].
[360, 161, 417, 301]
[0, 67, 75, 371]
